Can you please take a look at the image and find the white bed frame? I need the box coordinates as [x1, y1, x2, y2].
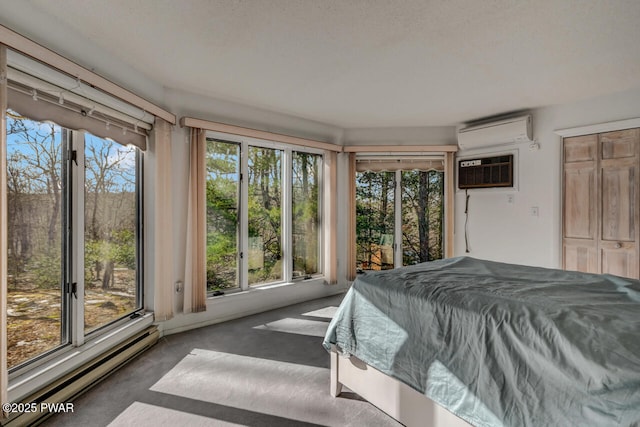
[330, 349, 472, 427]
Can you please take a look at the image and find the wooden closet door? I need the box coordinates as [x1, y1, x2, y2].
[563, 134, 599, 273]
[599, 129, 640, 278]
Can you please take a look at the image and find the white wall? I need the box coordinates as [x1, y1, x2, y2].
[454, 87, 640, 268]
[343, 126, 456, 146]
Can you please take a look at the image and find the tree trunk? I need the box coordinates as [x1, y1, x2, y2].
[102, 260, 114, 289]
[367, 174, 373, 268]
[301, 155, 315, 273]
[418, 171, 430, 262]
[47, 170, 60, 247]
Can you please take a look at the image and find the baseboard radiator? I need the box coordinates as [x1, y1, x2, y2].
[2, 326, 159, 427]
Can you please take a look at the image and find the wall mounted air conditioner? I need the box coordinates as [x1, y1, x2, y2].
[458, 154, 513, 189]
[457, 115, 532, 150]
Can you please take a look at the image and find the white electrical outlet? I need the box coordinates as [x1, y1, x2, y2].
[530, 206, 539, 216]
[507, 194, 514, 204]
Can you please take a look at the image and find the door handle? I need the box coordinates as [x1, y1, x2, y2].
[614, 242, 622, 249]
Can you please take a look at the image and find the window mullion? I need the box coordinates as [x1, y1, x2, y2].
[318, 153, 325, 276]
[70, 131, 85, 346]
[394, 170, 403, 268]
[239, 141, 249, 290]
[283, 149, 292, 283]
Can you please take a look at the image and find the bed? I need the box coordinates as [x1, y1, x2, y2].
[323, 256, 640, 427]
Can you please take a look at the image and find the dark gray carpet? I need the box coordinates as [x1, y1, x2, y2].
[42, 294, 400, 426]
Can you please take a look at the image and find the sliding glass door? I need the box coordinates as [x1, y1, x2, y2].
[355, 166, 444, 272]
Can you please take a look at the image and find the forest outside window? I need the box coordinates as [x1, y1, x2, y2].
[205, 135, 323, 293]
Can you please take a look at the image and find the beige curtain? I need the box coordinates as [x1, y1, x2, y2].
[152, 117, 174, 321]
[1, 44, 8, 417]
[347, 152, 357, 281]
[184, 128, 207, 313]
[323, 150, 338, 284]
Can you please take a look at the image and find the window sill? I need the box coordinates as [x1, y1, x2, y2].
[207, 276, 327, 299]
[8, 313, 154, 403]
[160, 277, 346, 336]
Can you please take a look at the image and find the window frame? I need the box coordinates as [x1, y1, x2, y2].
[205, 130, 325, 294]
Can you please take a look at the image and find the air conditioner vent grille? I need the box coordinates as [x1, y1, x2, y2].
[458, 155, 513, 189]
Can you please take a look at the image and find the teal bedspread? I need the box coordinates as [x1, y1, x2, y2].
[323, 257, 640, 427]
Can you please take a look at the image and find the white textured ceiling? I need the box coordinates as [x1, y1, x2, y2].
[19, 0, 640, 127]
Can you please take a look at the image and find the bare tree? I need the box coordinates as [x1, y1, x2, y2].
[84, 137, 135, 289]
[6, 115, 62, 288]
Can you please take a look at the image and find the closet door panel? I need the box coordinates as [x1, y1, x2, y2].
[601, 129, 639, 160]
[601, 164, 635, 242]
[563, 241, 598, 274]
[564, 134, 597, 163]
[563, 135, 598, 273]
[598, 129, 639, 278]
[601, 246, 638, 278]
[564, 166, 596, 240]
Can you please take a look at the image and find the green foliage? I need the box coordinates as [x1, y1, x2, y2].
[85, 229, 135, 283]
[206, 179, 237, 226]
[112, 229, 136, 269]
[7, 252, 27, 288]
[206, 232, 237, 290]
[31, 250, 61, 289]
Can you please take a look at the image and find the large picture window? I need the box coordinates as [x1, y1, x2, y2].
[205, 136, 323, 292]
[4, 48, 148, 370]
[5, 112, 143, 369]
